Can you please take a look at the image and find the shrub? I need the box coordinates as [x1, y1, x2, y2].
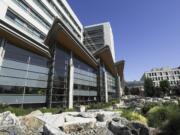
[147, 105, 180, 128]
[147, 106, 169, 127]
[141, 102, 160, 115]
[121, 110, 147, 125]
[158, 114, 180, 135]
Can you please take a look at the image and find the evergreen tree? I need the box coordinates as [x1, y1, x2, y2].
[144, 78, 154, 97]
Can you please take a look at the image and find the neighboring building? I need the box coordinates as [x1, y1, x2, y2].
[126, 81, 144, 92]
[84, 22, 115, 61]
[0, 0, 125, 108]
[142, 67, 180, 87]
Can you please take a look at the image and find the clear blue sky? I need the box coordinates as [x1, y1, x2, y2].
[68, 0, 180, 81]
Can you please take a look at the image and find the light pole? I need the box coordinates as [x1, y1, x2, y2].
[21, 56, 30, 108]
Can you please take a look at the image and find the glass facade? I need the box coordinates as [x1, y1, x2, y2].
[0, 0, 121, 106]
[51, 46, 98, 106]
[106, 69, 117, 101]
[73, 56, 97, 105]
[0, 40, 49, 104]
[1, 41, 49, 86]
[52, 46, 70, 106]
[0, 39, 119, 105]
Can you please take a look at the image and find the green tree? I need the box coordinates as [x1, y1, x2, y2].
[154, 87, 163, 97]
[124, 86, 130, 95]
[160, 80, 170, 96]
[144, 78, 155, 97]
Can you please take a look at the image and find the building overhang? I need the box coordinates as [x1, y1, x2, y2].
[0, 20, 50, 58]
[94, 45, 116, 75]
[115, 60, 125, 80]
[45, 18, 98, 69]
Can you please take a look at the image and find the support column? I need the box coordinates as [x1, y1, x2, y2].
[0, 38, 5, 67]
[104, 70, 108, 103]
[116, 75, 123, 101]
[68, 52, 74, 109]
[97, 65, 101, 102]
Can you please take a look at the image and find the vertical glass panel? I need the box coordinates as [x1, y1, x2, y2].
[73, 56, 98, 104]
[52, 46, 70, 106]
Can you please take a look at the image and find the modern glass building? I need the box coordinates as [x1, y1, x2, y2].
[0, 0, 125, 108]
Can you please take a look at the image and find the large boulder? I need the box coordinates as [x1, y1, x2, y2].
[78, 112, 97, 118]
[109, 117, 129, 135]
[43, 124, 68, 135]
[36, 113, 65, 128]
[0, 111, 25, 135]
[129, 121, 150, 135]
[61, 112, 79, 117]
[164, 96, 171, 100]
[19, 113, 44, 135]
[62, 116, 96, 133]
[0, 125, 24, 135]
[109, 117, 150, 135]
[96, 111, 119, 122]
[96, 121, 107, 127]
[29, 110, 43, 116]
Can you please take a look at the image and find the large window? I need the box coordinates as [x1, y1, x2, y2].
[106, 69, 117, 100]
[0, 40, 48, 105]
[0, 41, 49, 88]
[4, 42, 48, 67]
[73, 56, 97, 104]
[85, 28, 103, 36]
[0, 85, 46, 95]
[6, 9, 45, 40]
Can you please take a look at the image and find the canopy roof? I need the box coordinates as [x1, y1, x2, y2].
[94, 46, 116, 75]
[45, 18, 98, 69]
[115, 60, 125, 80]
[0, 21, 50, 57]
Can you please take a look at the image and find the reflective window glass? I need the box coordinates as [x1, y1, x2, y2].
[4, 42, 48, 67]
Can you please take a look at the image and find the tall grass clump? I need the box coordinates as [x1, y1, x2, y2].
[121, 110, 148, 125]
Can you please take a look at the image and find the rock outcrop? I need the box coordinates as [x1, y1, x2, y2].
[0, 109, 151, 135]
[109, 117, 150, 135]
[0, 111, 25, 135]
